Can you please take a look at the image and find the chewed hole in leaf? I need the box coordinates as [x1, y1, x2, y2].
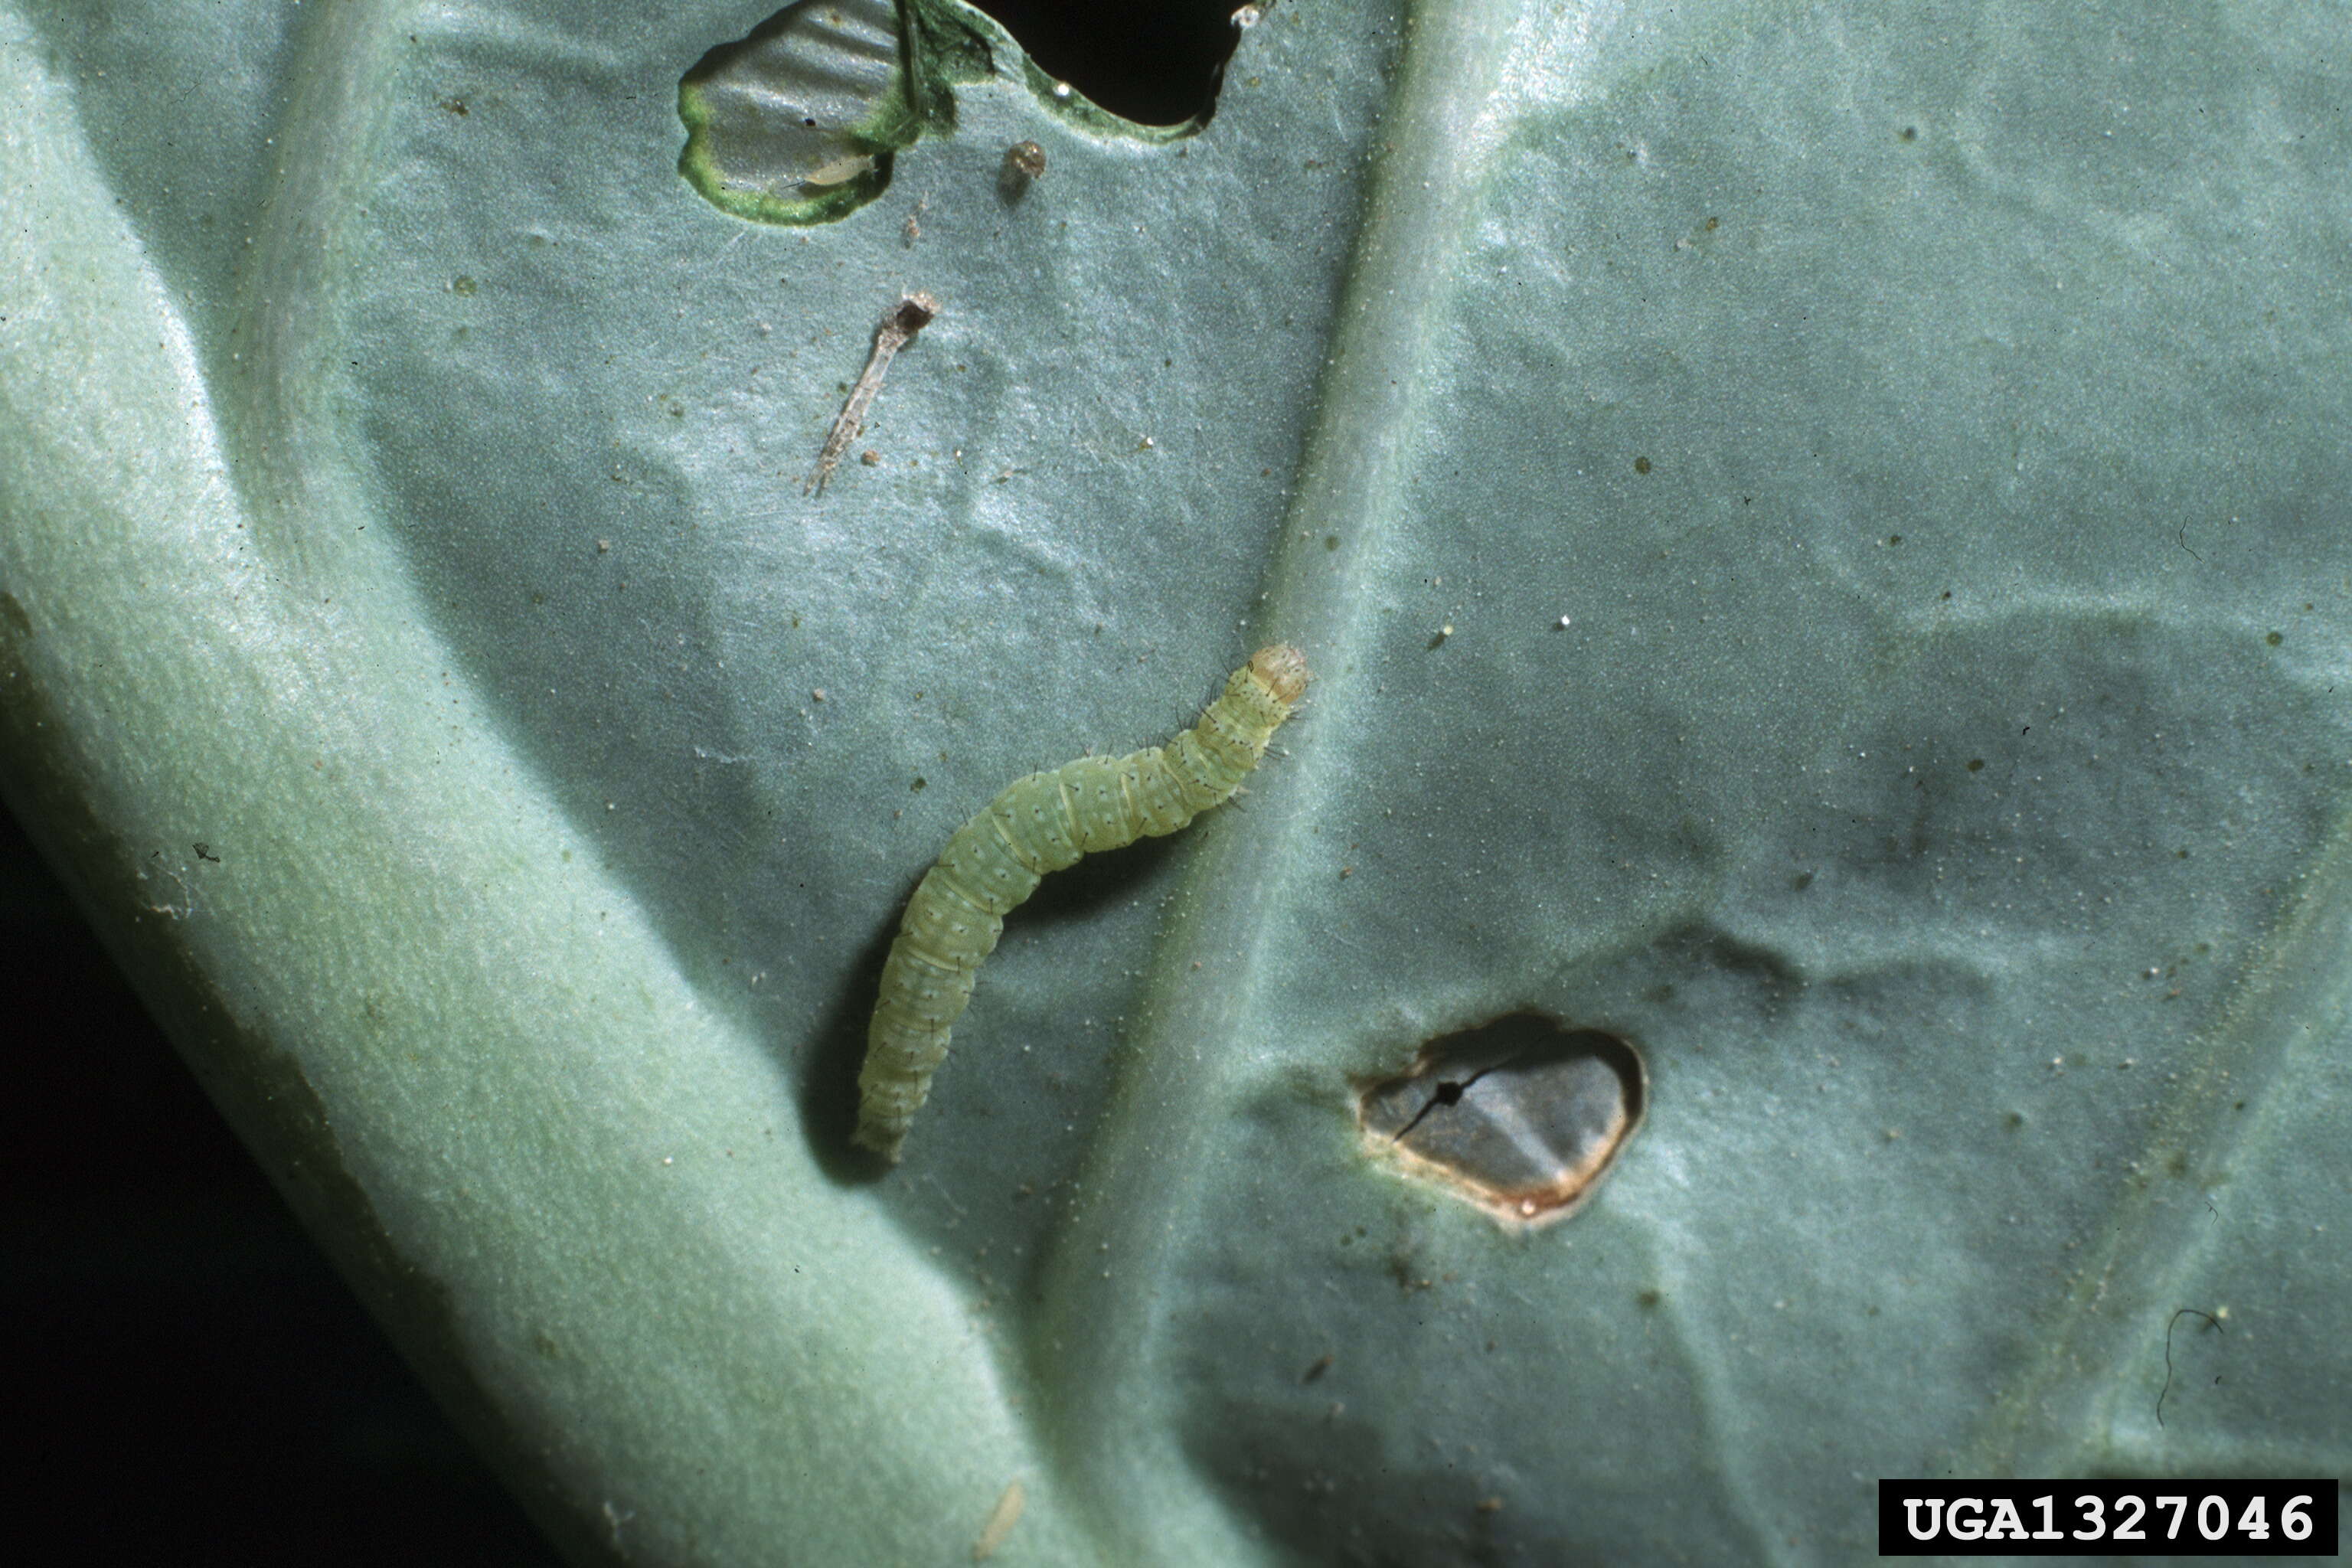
[968, 0, 1253, 126]
[678, 0, 915, 226]
[1358, 1016, 1644, 1227]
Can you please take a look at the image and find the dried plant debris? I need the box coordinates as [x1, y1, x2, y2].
[678, 0, 916, 226]
[1359, 1016, 1645, 1227]
[808, 291, 940, 496]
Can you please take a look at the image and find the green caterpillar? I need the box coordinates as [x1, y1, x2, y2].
[854, 645, 1311, 1160]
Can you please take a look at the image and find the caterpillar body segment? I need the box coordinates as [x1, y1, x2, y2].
[854, 645, 1309, 1159]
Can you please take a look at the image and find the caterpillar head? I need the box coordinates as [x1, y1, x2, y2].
[1249, 643, 1312, 707]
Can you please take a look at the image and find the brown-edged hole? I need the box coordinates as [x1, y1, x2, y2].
[1357, 1015, 1644, 1227]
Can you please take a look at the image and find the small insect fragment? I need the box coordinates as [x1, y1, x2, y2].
[973, 1479, 1025, 1560]
[799, 151, 877, 190]
[1233, 5, 1265, 28]
[999, 139, 1047, 201]
[807, 291, 939, 496]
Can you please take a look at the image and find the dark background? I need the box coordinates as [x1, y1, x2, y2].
[2, 3, 1240, 1560]
[961, 0, 1246, 126]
